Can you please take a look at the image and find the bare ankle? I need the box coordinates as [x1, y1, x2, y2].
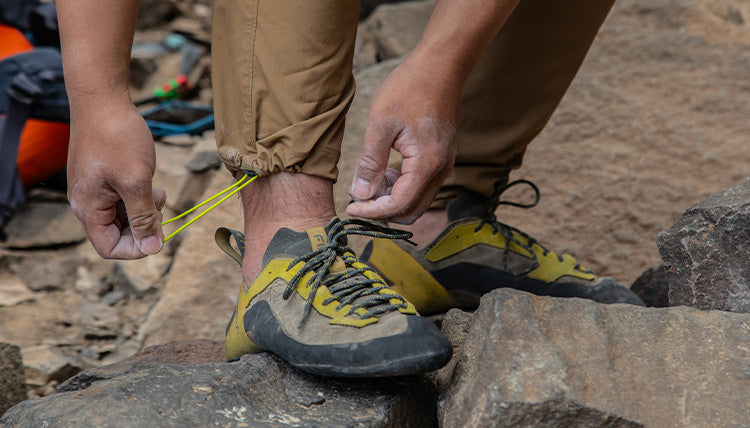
[239, 172, 336, 283]
[390, 209, 448, 247]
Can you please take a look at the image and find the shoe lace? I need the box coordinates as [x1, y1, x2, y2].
[283, 219, 415, 328]
[475, 179, 592, 276]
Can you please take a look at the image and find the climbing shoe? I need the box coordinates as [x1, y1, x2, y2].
[361, 180, 645, 315]
[216, 217, 452, 377]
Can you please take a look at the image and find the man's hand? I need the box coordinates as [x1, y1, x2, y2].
[67, 100, 165, 259]
[346, 0, 519, 223]
[346, 56, 459, 224]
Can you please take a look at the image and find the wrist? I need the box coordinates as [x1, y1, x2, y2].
[68, 87, 134, 121]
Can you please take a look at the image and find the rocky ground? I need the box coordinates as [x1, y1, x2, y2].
[1, 0, 749, 425]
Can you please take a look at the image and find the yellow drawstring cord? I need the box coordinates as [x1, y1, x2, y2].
[161, 172, 257, 242]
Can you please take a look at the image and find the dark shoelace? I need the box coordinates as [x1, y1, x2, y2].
[284, 219, 415, 328]
[475, 179, 592, 276]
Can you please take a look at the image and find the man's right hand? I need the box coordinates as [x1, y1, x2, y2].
[67, 100, 165, 259]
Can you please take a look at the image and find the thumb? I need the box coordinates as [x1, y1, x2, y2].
[121, 187, 165, 255]
[351, 122, 398, 201]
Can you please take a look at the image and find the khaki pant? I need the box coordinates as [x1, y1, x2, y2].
[212, 0, 615, 208]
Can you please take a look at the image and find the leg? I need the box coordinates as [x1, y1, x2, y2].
[402, 0, 617, 244]
[212, 0, 358, 280]
[368, 0, 643, 312]
[211, 0, 452, 376]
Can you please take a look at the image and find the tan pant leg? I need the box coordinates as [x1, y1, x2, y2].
[212, 0, 360, 181]
[432, 0, 616, 207]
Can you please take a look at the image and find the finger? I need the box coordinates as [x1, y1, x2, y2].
[371, 168, 401, 199]
[153, 188, 167, 211]
[347, 169, 441, 223]
[350, 120, 399, 201]
[118, 181, 164, 256]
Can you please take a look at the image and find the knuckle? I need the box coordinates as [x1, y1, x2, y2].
[357, 153, 385, 175]
[129, 212, 159, 230]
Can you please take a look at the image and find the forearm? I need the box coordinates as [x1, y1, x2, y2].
[57, 0, 140, 116]
[410, 0, 519, 86]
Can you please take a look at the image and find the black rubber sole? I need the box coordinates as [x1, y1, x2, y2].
[243, 301, 452, 378]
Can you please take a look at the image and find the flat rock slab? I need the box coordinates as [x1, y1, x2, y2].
[438, 289, 750, 428]
[2, 202, 86, 249]
[1, 341, 438, 427]
[657, 178, 750, 312]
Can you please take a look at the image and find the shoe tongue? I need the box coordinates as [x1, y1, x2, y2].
[446, 190, 489, 222]
[261, 218, 346, 268]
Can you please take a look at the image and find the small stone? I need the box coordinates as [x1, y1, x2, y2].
[113, 252, 171, 294]
[0, 276, 35, 307]
[101, 290, 126, 306]
[159, 134, 197, 147]
[74, 266, 109, 299]
[2, 202, 86, 249]
[21, 345, 81, 386]
[0, 343, 27, 414]
[16, 253, 83, 292]
[77, 302, 120, 328]
[185, 150, 221, 173]
[630, 265, 670, 307]
[129, 57, 157, 89]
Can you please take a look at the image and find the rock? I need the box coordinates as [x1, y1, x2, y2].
[73, 266, 109, 299]
[0, 343, 27, 415]
[21, 345, 81, 388]
[136, 0, 179, 29]
[153, 142, 193, 214]
[75, 302, 120, 329]
[629, 265, 670, 307]
[112, 251, 172, 294]
[1, 341, 438, 427]
[129, 57, 157, 89]
[429, 309, 473, 392]
[159, 133, 197, 147]
[437, 289, 750, 428]
[361, 1, 433, 60]
[101, 290, 126, 306]
[353, 26, 378, 73]
[0, 276, 35, 307]
[185, 150, 221, 173]
[16, 253, 85, 292]
[360, 0, 411, 20]
[657, 179, 750, 312]
[1, 202, 86, 249]
[139, 172, 243, 347]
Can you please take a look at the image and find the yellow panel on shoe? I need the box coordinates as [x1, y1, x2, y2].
[367, 238, 459, 315]
[247, 259, 378, 328]
[527, 249, 595, 283]
[426, 220, 533, 262]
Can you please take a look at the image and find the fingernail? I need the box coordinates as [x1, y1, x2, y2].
[138, 236, 163, 255]
[352, 178, 371, 200]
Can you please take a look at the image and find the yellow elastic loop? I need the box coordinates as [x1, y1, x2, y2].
[161, 173, 257, 242]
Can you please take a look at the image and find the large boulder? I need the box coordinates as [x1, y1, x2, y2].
[438, 289, 750, 428]
[657, 179, 750, 312]
[1, 341, 438, 427]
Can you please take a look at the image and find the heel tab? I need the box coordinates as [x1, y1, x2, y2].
[215, 227, 245, 266]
